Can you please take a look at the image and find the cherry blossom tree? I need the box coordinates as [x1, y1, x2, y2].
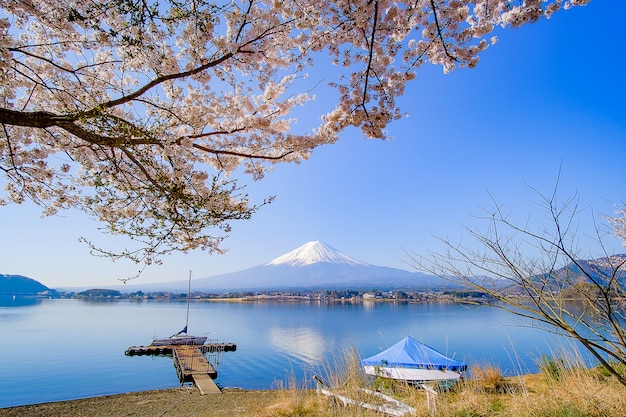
[0, 0, 591, 267]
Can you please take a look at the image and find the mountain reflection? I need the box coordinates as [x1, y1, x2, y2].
[268, 326, 326, 364]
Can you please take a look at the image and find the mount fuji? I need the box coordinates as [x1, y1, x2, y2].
[138, 241, 448, 292]
[265, 240, 368, 267]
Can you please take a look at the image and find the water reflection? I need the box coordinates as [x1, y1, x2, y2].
[0, 295, 43, 307]
[268, 326, 326, 364]
[362, 299, 376, 311]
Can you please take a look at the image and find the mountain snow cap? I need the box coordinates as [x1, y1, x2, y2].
[266, 241, 370, 267]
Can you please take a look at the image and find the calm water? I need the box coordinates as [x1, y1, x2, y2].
[0, 298, 587, 408]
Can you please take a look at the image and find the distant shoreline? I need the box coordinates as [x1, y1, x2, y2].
[50, 287, 492, 303]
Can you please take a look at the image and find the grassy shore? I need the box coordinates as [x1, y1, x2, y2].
[2, 353, 625, 417]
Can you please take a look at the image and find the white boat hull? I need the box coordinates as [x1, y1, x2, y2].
[151, 336, 207, 346]
[363, 365, 462, 382]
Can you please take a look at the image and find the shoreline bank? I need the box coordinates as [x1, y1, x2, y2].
[0, 387, 287, 417]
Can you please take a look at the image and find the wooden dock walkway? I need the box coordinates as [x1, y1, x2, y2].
[172, 346, 222, 394]
[126, 342, 236, 395]
[173, 345, 218, 379]
[191, 373, 222, 395]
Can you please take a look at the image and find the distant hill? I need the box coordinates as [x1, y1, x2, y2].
[117, 241, 459, 292]
[0, 274, 57, 296]
[560, 254, 626, 282]
[75, 289, 122, 298]
[498, 254, 626, 295]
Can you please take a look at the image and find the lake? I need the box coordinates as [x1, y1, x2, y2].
[0, 298, 588, 408]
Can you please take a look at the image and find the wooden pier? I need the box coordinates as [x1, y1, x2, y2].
[125, 342, 236, 395]
[173, 345, 221, 394]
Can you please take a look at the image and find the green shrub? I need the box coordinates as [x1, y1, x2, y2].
[538, 355, 567, 382]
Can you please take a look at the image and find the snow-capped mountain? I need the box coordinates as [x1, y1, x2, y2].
[130, 240, 449, 292]
[266, 240, 369, 267]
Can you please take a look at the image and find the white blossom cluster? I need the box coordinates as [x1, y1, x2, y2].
[609, 207, 626, 247]
[0, 0, 591, 264]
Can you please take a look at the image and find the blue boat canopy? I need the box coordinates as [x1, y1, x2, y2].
[361, 336, 467, 371]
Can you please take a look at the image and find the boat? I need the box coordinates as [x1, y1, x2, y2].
[151, 325, 208, 346]
[361, 336, 467, 383]
[150, 271, 207, 346]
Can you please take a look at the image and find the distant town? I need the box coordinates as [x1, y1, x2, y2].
[1, 273, 492, 304]
[61, 287, 492, 303]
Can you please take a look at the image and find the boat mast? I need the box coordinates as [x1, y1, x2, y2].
[185, 270, 191, 333]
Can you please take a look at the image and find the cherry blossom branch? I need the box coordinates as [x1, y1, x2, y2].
[0, 108, 296, 162]
[430, 0, 457, 63]
[361, 0, 379, 113]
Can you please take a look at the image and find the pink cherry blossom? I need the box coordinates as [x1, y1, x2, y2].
[0, 0, 594, 265]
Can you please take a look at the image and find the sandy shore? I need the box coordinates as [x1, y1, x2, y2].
[0, 388, 288, 417]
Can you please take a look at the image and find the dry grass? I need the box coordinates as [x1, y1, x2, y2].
[408, 354, 626, 417]
[304, 365, 622, 417]
[253, 347, 626, 417]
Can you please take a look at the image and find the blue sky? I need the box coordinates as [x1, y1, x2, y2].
[2, 1, 625, 288]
